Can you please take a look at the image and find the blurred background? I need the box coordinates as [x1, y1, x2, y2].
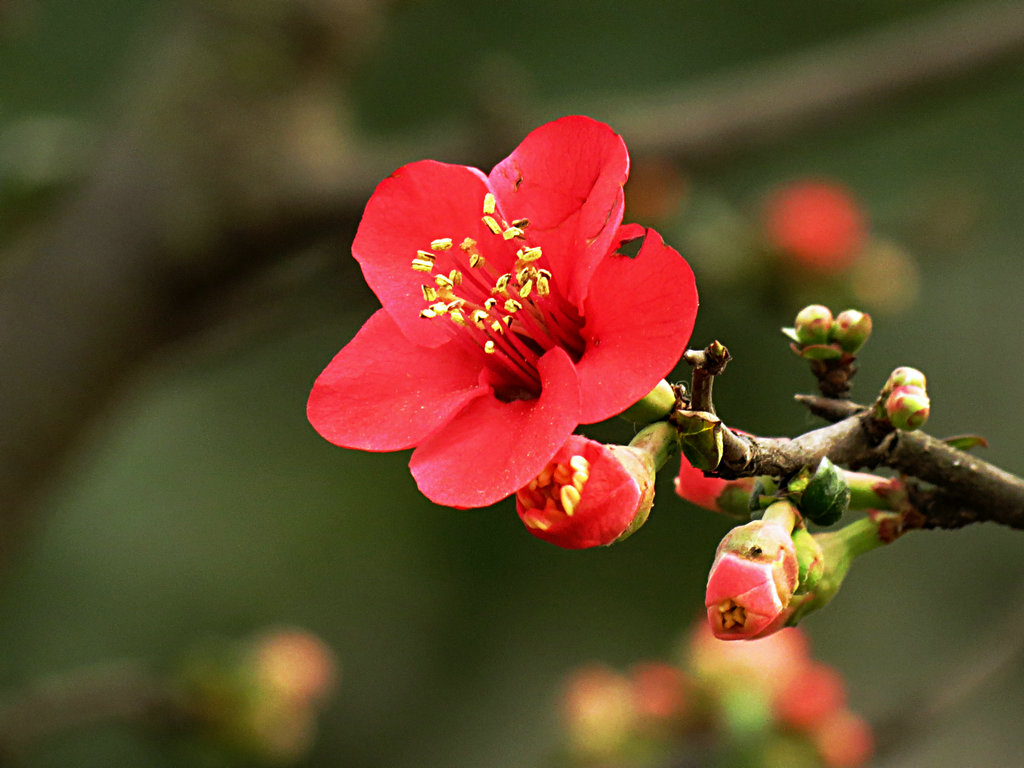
[1, 0, 1024, 765]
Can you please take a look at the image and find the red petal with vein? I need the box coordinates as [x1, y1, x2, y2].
[352, 161, 502, 348]
[410, 348, 581, 508]
[489, 116, 628, 308]
[307, 310, 487, 451]
[575, 227, 698, 423]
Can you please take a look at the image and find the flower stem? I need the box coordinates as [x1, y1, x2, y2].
[627, 420, 679, 472]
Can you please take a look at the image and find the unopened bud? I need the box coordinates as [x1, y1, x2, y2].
[793, 305, 834, 346]
[884, 366, 926, 394]
[830, 310, 872, 354]
[885, 385, 930, 431]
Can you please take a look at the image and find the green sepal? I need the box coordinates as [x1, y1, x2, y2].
[781, 326, 801, 344]
[793, 342, 843, 361]
[791, 527, 824, 594]
[799, 457, 851, 526]
[747, 477, 778, 514]
[943, 434, 989, 452]
[675, 411, 723, 471]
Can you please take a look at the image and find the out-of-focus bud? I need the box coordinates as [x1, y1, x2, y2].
[178, 628, 339, 765]
[793, 304, 834, 346]
[774, 662, 846, 730]
[830, 310, 873, 354]
[516, 431, 657, 549]
[562, 665, 637, 760]
[629, 662, 690, 725]
[810, 709, 875, 767]
[688, 621, 809, 696]
[885, 385, 930, 431]
[763, 180, 867, 273]
[705, 505, 800, 640]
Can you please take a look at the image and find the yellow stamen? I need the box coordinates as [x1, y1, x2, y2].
[469, 253, 484, 268]
[502, 226, 525, 240]
[482, 193, 496, 215]
[483, 340, 496, 354]
[482, 215, 502, 235]
[471, 310, 489, 328]
[519, 279, 534, 298]
[503, 299, 522, 313]
[511, 218, 530, 229]
[518, 246, 542, 262]
[483, 297, 498, 311]
[411, 258, 434, 272]
[421, 285, 438, 302]
[449, 269, 463, 286]
[430, 238, 453, 251]
[560, 485, 581, 516]
[449, 310, 466, 326]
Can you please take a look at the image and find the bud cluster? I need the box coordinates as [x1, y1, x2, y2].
[878, 366, 930, 431]
[559, 621, 873, 767]
[785, 305, 873, 360]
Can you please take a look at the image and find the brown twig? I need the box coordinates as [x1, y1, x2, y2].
[684, 350, 1024, 532]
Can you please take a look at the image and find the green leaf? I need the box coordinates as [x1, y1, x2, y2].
[943, 434, 989, 452]
[800, 456, 850, 526]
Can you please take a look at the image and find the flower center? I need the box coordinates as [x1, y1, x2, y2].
[409, 192, 585, 401]
[515, 454, 590, 531]
[712, 599, 748, 631]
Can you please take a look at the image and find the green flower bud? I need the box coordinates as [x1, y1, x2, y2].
[830, 310, 872, 354]
[799, 457, 851, 527]
[885, 385, 930, 431]
[793, 305, 834, 346]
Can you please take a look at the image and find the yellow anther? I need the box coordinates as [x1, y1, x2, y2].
[483, 297, 498, 311]
[434, 274, 453, 289]
[502, 315, 514, 326]
[552, 463, 573, 486]
[482, 193, 496, 215]
[449, 310, 466, 326]
[569, 455, 590, 473]
[560, 485, 582, 516]
[491, 320, 504, 333]
[536, 465, 554, 487]
[429, 302, 449, 315]
[522, 514, 551, 531]
[416, 249, 436, 261]
[519, 279, 534, 298]
[411, 258, 434, 272]
[482, 215, 502, 235]
[502, 226, 524, 240]
[471, 310, 489, 328]
[421, 285, 438, 302]
[419, 308, 436, 318]
[493, 274, 510, 293]
[503, 299, 522, 313]
[518, 246, 542, 262]
[536, 275, 550, 296]
[469, 253, 484, 268]
[430, 238, 453, 250]
[460, 237, 477, 251]
[449, 269, 463, 286]
[483, 340, 496, 354]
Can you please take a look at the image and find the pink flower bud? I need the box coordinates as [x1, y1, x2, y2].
[516, 435, 655, 549]
[629, 662, 690, 724]
[763, 180, 866, 272]
[675, 450, 756, 516]
[705, 519, 799, 639]
[562, 665, 637, 759]
[885, 384, 930, 431]
[831, 309, 873, 354]
[794, 304, 834, 346]
[775, 661, 846, 730]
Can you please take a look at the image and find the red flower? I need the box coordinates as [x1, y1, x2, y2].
[764, 180, 866, 272]
[308, 117, 698, 508]
[705, 520, 799, 640]
[515, 434, 655, 549]
[675, 447, 756, 515]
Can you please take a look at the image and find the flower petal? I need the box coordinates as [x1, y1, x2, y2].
[489, 116, 628, 308]
[575, 227, 698, 423]
[352, 160, 513, 347]
[410, 347, 581, 508]
[307, 310, 487, 451]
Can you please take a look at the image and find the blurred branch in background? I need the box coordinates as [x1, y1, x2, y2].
[2, 0, 1024, 562]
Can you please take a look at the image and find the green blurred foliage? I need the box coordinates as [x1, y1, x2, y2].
[2, 1, 1024, 766]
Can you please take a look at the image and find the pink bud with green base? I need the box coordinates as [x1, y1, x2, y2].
[885, 385, 930, 431]
[793, 305, 834, 346]
[705, 501, 801, 640]
[830, 310, 872, 354]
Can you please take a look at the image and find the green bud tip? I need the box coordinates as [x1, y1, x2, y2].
[885, 385, 930, 431]
[830, 310, 873, 354]
[794, 304, 834, 346]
